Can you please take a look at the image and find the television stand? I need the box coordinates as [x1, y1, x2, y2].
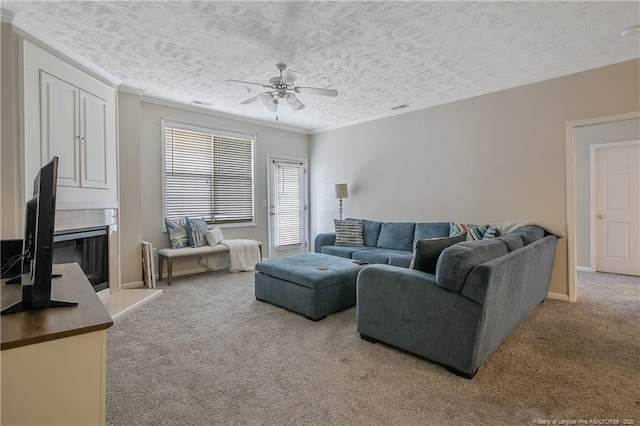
[1, 263, 113, 425]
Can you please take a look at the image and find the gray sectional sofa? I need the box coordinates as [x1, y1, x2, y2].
[314, 220, 559, 378]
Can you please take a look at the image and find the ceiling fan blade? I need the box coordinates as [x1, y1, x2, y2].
[241, 92, 271, 105]
[226, 79, 272, 89]
[295, 86, 338, 97]
[281, 70, 302, 85]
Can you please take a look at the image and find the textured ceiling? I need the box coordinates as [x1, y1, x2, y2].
[3, 1, 639, 131]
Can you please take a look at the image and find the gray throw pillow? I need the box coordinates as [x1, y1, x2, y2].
[411, 234, 467, 274]
[334, 219, 364, 247]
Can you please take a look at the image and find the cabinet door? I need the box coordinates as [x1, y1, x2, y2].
[80, 91, 109, 189]
[40, 71, 80, 187]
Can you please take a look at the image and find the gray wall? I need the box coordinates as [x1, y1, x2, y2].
[117, 96, 310, 285]
[575, 117, 640, 268]
[309, 59, 640, 297]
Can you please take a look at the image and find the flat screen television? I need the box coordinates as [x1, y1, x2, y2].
[1, 157, 77, 315]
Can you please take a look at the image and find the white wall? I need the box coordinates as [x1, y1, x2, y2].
[117, 98, 310, 284]
[310, 59, 640, 297]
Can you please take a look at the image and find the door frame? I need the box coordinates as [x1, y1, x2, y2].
[266, 155, 309, 259]
[589, 140, 640, 273]
[565, 111, 640, 302]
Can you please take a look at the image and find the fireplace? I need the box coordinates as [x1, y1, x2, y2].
[53, 226, 109, 292]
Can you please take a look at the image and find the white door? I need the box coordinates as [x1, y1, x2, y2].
[595, 143, 640, 275]
[268, 158, 308, 259]
[80, 90, 109, 189]
[40, 71, 80, 187]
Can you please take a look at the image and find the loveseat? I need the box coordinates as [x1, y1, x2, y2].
[314, 219, 559, 378]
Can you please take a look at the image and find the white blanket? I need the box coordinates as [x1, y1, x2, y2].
[491, 221, 565, 238]
[221, 239, 261, 272]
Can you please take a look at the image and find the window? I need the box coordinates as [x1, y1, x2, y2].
[163, 122, 255, 225]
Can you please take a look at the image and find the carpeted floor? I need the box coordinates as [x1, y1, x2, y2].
[106, 270, 640, 425]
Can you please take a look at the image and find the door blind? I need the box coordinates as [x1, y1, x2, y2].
[164, 124, 254, 224]
[275, 161, 302, 247]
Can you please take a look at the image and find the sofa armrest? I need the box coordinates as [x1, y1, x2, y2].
[356, 264, 483, 374]
[314, 232, 336, 253]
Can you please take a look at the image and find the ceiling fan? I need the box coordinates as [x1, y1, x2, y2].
[226, 62, 338, 121]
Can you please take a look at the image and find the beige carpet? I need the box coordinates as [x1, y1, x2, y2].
[106, 270, 640, 425]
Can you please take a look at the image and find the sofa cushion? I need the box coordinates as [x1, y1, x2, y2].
[334, 219, 364, 247]
[377, 222, 416, 252]
[363, 220, 383, 247]
[436, 239, 508, 292]
[321, 245, 373, 259]
[388, 253, 414, 268]
[496, 234, 524, 252]
[353, 248, 410, 265]
[511, 225, 545, 245]
[413, 222, 450, 249]
[411, 234, 467, 275]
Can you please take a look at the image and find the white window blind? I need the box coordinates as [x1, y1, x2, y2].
[275, 161, 303, 247]
[164, 124, 254, 224]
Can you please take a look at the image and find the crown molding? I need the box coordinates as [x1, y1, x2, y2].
[9, 13, 121, 88]
[1, 8, 15, 23]
[141, 94, 311, 135]
[118, 85, 146, 96]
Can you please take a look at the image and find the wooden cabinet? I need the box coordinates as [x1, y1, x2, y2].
[1, 263, 114, 425]
[40, 71, 109, 190]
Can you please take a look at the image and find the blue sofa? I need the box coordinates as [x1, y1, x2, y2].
[315, 220, 559, 378]
[315, 220, 451, 267]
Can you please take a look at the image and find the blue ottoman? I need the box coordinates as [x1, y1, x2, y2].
[255, 253, 364, 321]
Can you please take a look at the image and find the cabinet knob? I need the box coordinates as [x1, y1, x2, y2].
[597, 214, 605, 219]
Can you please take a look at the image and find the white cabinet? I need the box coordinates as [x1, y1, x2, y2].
[40, 71, 109, 190]
[23, 40, 118, 208]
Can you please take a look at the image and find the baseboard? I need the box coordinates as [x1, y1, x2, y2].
[121, 281, 144, 289]
[547, 292, 570, 301]
[576, 266, 593, 272]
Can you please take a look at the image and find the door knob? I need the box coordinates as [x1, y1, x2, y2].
[597, 214, 605, 219]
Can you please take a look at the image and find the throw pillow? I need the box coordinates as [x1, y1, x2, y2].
[467, 225, 489, 241]
[410, 234, 467, 274]
[206, 227, 224, 246]
[334, 219, 364, 247]
[164, 218, 189, 249]
[449, 222, 470, 237]
[186, 217, 208, 247]
[482, 226, 501, 240]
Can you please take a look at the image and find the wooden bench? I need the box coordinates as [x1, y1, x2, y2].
[158, 242, 262, 285]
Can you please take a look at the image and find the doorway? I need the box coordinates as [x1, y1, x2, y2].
[267, 157, 308, 259]
[590, 142, 640, 276]
[566, 112, 640, 302]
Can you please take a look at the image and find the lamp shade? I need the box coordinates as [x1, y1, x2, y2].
[334, 183, 348, 199]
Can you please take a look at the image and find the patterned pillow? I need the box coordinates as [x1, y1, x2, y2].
[449, 222, 470, 237]
[186, 217, 208, 247]
[468, 225, 489, 241]
[483, 226, 501, 240]
[334, 219, 364, 247]
[165, 218, 189, 249]
[450, 222, 490, 241]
